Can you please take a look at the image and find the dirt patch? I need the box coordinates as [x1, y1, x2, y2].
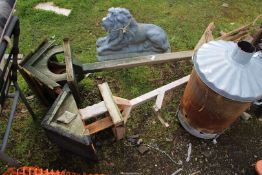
[33, 112, 262, 175]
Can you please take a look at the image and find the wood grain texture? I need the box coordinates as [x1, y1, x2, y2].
[194, 22, 215, 51]
[84, 116, 113, 135]
[82, 51, 193, 73]
[63, 38, 80, 103]
[130, 75, 190, 107]
[98, 82, 123, 125]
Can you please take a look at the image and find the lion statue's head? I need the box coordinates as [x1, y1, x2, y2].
[101, 7, 137, 33]
[97, 7, 170, 60]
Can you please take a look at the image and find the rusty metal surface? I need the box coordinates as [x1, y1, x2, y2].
[180, 69, 251, 136]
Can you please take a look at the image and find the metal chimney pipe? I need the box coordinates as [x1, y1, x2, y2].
[231, 41, 255, 65]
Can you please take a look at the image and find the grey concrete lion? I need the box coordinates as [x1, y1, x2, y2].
[96, 7, 171, 61]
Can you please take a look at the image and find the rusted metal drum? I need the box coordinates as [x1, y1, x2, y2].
[178, 69, 251, 139]
[178, 40, 262, 139]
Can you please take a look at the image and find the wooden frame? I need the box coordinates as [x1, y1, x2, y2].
[80, 75, 190, 134]
[63, 38, 80, 104]
[80, 22, 217, 137]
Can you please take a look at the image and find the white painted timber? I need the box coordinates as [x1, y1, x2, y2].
[130, 75, 190, 107]
[79, 101, 107, 120]
[80, 96, 131, 121]
[80, 75, 190, 121]
[35, 2, 71, 16]
[98, 83, 123, 124]
[154, 91, 165, 111]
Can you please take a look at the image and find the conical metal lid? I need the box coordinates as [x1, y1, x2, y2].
[193, 40, 262, 102]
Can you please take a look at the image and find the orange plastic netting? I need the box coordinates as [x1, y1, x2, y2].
[3, 167, 104, 175]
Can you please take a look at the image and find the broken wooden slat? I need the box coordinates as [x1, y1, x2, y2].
[63, 38, 80, 103]
[98, 83, 123, 125]
[84, 116, 113, 135]
[130, 75, 190, 107]
[154, 91, 165, 111]
[194, 22, 215, 51]
[113, 96, 132, 110]
[221, 31, 249, 41]
[235, 34, 252, 42]
[79, 101, 106, 120]
[82, 51, 194, 73]
[114, 96, 131, 106]
[152, 91, 169, 128]
[35, 2, 71, 16]
[155, 112, 169, 128]
[122, 106, 132, 124]
[79, 96, 131, 121]
[216, 24, 251, 41]
[81, 76, 190, 122]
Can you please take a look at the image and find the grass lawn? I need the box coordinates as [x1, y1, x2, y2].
[1, 0, 262, 174]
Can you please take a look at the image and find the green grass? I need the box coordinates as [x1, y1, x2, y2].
[1, 0, 262, 173]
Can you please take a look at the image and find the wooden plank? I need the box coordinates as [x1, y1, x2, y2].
[152, 92, 170, 127]
[130, 75, 190, 107]
[154, 91, 165, 111]
[19, 68, 51, 106]
[84, 116, 113, 135]
[79, 101, 107, 120]
[82, 51, 193, 73]
[63, 38, 80, 103]
[216, 24, 251, 41]
[98, 83, 123, 125]
[114, 96, 131, 106]
[80, 96, 131, 121]
[194, 22, 215, 51]
[112, 126, 125, 140]
[81, 76, 189, 122]
[156, 112, 169, 128]
[122, 106, 132, 124]
[28, 67, 61, 89]
[223, 31, 249, 42]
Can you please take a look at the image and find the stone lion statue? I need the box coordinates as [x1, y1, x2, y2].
[96, 7, 171, 61]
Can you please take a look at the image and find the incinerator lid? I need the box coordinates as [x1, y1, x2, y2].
[193, 40, 262, 102]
